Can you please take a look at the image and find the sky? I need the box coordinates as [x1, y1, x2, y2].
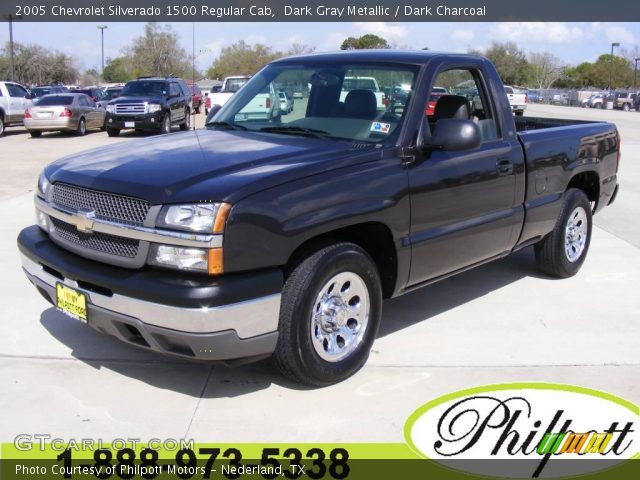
[2, 21, 639, 73]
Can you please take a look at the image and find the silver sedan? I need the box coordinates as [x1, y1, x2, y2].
[24, 93, 106, 137]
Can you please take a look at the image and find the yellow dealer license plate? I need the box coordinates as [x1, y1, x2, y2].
[56, 283, 87, 322]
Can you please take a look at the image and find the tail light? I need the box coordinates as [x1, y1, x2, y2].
[206, 97, 211, 108]
[59, 108, 72, 117]
[24, 109, 32, 119]
[266, 98, 271, 108]
[382, 94, 388, 106]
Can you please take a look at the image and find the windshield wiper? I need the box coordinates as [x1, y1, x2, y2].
[206, 121, 248, 130]
[259, 126, 330, 138]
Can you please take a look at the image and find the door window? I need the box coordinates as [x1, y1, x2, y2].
[7, 83, 28, 98]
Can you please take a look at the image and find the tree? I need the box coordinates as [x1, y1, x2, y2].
[81, 68, 101, 86]
[0, 42, 78, 85]
[340, 34, 390, 50]
[561, 55, 633, 89]
[102, 57, 134, 83]
[206, 41, 282, 79]
[482, 41, 531, 86]
[529, 52, 565, 89]
[126, 23, 192, 78]
[287, 42, 316, 56]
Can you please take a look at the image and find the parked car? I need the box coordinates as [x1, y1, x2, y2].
[388, 84, 411, 112]
[292, 91, 304, 99]
[425, 91, 446, 116]
[24, 93, 106, 137]
[0, 81, 32, 135]
[188, 83, 203, 114]
[30, 85, 68, 100]
[504, 86, 527, 115]
[527, 90, 541, 103]
[234, 82, 280, 122]
[613, 92, 639, 111]
[97, 86, 123, 108]
[278, 91, 293, 114]
[104, 76, 192, 136]
[206, 76, 251, 114]
[552, 92, 569, 105]
[587, 94, 605, 109]
[20, 51, 620, 386]
[71, 87, 104, 103]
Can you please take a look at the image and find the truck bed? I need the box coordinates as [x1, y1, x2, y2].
[514, 116, 600, 132]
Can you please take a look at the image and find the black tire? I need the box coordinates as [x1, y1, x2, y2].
[160, 113, 171, 134]
[180, 109, 190, 130]
[273, 242, 382, 386]
[75, 118, 86, 136]
[106, 127, 120, 137]
[534, 188, 592, 278]
[29, 131, 42, 138]
[0, 114, 5, 136]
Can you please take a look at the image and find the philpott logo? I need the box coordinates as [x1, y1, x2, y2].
[404, 383, 639, 478]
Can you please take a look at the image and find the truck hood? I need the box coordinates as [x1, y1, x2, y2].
[45, 129, 376, 205]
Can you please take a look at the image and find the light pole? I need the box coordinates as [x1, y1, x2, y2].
[609, 42, 620, 90]
[634, 58, 640, 91]
[97, 25, 108, 78]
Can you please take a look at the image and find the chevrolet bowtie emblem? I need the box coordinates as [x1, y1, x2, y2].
[72, 211, 96, 233]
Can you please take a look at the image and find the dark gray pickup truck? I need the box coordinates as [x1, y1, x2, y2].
[18, 51, 619, 385]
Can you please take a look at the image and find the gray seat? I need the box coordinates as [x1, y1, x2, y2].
[344, 89, 377, 119]
[433, 95, 470, 120]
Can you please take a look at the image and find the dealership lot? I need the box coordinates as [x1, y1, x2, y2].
[0, 104, 638, 442]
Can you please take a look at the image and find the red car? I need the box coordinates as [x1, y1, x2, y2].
[189, 84, 203, 114]
[425, 92, 446, 116]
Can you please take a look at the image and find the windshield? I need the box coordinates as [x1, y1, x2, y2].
[32, 87, 53, 97]
[121, 81, 167, 97]
[36, 95, 74, 106]
[207, 62, 418, 144]
[103, 89, 122, 100]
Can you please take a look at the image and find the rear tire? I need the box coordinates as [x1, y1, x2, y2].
[29, 131, 42, 138]
[76, 118, 86, 136]
[534, 188, 592, 278]
[106, 127, 120, 137]
[160, 113, 171, 134]
[273, 242, 382, 386]
[180, 109, 190, 130]
[0, 114, 5, 136]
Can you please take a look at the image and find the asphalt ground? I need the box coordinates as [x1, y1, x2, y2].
[0, 104, 638, 442]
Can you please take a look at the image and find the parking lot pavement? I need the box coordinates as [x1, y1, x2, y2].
[0, 104, 638, 442]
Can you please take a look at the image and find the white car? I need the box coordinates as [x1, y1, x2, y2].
[504, 86, 527, 116]
[206, 76, 251, 114]
[0, 81, 32, 135]
[339, 76, 386, 111]
[278, 91, 293, 114]
[234, 82, 281, 122]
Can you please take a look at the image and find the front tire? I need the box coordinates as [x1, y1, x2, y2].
[106, 127, 120, 137]
[534, 188, 592, 278]
[160, 113, 171, 134]
[273, 242, 382, 386]
[29, 131, 42, 138]
[0, 114, 5, 136]
[75, 118, 86, 136]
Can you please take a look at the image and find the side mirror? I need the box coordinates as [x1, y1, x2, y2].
[421, 118, 482, 152]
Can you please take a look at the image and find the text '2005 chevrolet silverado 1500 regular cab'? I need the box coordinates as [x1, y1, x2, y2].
[18, 51, 620, 385]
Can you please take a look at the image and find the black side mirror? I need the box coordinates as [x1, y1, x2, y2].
[421, 118, 482, 152]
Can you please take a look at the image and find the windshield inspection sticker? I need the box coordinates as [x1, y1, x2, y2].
[370, 122, 391, 134]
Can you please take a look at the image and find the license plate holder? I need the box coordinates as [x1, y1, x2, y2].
[55, 283, 88, 322]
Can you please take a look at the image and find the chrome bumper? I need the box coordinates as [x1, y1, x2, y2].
[20, 252, 281, 339]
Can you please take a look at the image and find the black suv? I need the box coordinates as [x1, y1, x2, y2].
[104, 76, 192, 136]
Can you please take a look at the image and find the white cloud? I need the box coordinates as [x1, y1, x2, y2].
[604, 26, 637, 44]
[451, 29, 475, 42]
[244, 35, 267, 45]
[491, 22, 584, 44]
[288, 34, 305, 45]
[323, 32, 347, 51]
[353, 22, 409, 43]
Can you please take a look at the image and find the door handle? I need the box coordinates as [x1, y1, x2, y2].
[496, 158, 513, 175]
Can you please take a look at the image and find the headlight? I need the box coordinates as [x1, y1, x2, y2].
[106, 105, 115, 113]
[37, 172, 51, 200]
[148, 245, 223, 275]
[157, 203, 230, 233]
[148, 103, 162, 113]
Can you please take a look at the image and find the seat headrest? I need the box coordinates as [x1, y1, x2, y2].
[434, 95, 470, 121]
[344, 89, 377, 119]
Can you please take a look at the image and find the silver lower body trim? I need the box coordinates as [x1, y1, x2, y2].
[20, 253, 281, 339]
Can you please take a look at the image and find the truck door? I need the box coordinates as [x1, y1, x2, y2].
[169, 82, 184, 122]
[6, 83, 29, 123]
[407, 65, 523, 285]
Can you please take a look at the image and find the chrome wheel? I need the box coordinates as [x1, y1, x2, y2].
[311, 271, 370, 362]
[564, 206, 588, 262]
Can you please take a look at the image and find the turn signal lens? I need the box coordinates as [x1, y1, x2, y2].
[208, 248, 224, 275]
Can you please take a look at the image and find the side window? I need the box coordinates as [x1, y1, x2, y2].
[430, 68, 499, 142]
[170, 83, 181, 97]
[8, 84, 28, 98]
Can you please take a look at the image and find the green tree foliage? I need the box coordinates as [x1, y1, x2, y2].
[102, 57, 134, 83]
[125, 23, 192, 78]
[0, 42, 78, 85]
[206, 40, 283, 79]
[340, 34, 390, 50]
[562, 55, 633, 89]
[481, 41, 531, 86]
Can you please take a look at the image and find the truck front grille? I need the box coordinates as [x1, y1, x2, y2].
[115, 103, 146, 114]
[50, 217, 140, 258]
[52, 183, 150, 225]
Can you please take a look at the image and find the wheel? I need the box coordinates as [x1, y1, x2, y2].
[623, 104, 630, 112]
[29, 131, 42, 138]
[180, 109, 190, 131]
[273, 242, 382, 386]
[0, 114, 4, 136]
[75, 118, 86, 136]
[160, 113, 171, 134]
[106, 127, 120, 137]
[534, 188, 592, 278]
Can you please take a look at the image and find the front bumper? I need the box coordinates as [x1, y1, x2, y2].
[18, 226, 282, 363]
[105, 112, 163, 130]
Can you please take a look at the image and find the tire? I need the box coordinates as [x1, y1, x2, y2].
[180, 109, 190, 130]
[76, 118, 86, 136]
[29, 131, 42, 138]
[534, 188, 592, 278]
[0, 114, 4, 136]
[160, 113, 171, 134]
[106, 127, 120, 137]
[273, 242, 383, 386]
